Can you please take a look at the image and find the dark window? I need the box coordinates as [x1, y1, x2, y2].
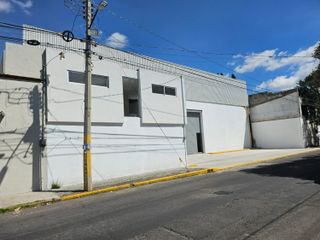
[165, 86, 176, 96]
[92, 74, 109, 87]
[68, 71, 84, 84]
[152, 84, 164, 94]
[152, 84, 176, 96]
[68, 71, 109, 87]
[128, 99, 139, 116]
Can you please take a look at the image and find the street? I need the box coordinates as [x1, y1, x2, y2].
[1, 150, 320, 240]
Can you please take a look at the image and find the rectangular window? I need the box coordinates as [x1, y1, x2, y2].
[123, 77, 140, 117]
[152, 84, 164, 94]
[68, 70, 109, 87]
[152, 84, 176, 96]
[68, 71, 84, 84]
[165, 86, 176, 96]
[92, 74, 109, 87]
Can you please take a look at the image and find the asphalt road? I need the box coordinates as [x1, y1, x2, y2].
[1, 151, 320, 240]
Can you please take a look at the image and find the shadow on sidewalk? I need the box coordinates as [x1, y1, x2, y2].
[241, 152, 320, 184]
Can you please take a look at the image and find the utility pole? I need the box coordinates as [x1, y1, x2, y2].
[83, 0, 108, 191]
[83, 0, 93, 191]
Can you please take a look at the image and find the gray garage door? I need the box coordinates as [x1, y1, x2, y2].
[186, 111, 203, 155]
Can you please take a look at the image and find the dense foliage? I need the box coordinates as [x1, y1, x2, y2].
[298, 43, 320, 145]
[298, 44, 320, 126]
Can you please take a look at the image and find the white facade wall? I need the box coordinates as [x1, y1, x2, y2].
[186, 101, 251, 153]
[139, 69, 184, 124]
[47, 118, 185, 187]
[2, 41, 251, 189]
[252, 117, 305, 149]
[46, 48, 126, 124]
[46, 48, 184, 125]
[45, 48, 186, 187]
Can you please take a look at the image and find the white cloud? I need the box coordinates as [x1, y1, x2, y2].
[0, 0, 12, 13]
[257, 61, 318, 91]
[233, 42, 319, 91]
[0, 0, 32, 14]
[11, 0, 32, 14]
[234, 49, 278, 73]
[106, 32, 128, 49]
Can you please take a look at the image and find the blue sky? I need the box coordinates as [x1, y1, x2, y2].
[0, 0, 319, 92]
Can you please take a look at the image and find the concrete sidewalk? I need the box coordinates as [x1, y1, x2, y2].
[0, 192, 60, 209]
[187, 148, 319, 169]
[1, 148, 319, 210]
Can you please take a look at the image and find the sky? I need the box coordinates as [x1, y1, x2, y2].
[0, 0, 319, 93]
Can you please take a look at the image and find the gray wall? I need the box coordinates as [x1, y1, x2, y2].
[250, 91, 301, 123]
[0, 76, 45, 194]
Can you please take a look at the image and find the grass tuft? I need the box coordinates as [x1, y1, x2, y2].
[51, 181, 61, 189]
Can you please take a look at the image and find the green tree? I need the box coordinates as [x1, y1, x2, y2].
[298, 43, 320, 146]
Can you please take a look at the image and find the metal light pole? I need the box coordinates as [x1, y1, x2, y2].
[83, 0, 108, 191]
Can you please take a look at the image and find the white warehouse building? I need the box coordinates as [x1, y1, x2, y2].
[0, 26, 250, 193]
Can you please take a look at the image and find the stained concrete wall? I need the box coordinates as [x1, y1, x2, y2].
[250, 91, 300, 123]
[186, 101, 251, 153]
[2, 43, 44, 79]
[0, 77, 45, 195]
[249, 90, 306, 148]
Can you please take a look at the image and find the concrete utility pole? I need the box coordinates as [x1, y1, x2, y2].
[83, 0, 108, 191]
[83, 0, 93, 191]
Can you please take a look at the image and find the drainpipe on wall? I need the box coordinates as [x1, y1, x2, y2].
[180, 76, 188, 169]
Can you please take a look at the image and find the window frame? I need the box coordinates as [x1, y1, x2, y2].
[152, 84, 176, 96]
[68, 70, 110, 88]
[164, 86, 176, 96]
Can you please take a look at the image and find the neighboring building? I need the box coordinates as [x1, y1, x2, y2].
[249, 89, 319, 149]
[0, 74, 45, 195]
[0, 26, 250, 193]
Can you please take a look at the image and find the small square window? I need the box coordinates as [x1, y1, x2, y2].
[165, 86, 176, 96]
[152, 84, 164, 94]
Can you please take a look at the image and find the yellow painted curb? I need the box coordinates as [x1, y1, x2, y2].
[61, 148, 319, 202]
[208, 148, 250, 155]
[61, 168, 220, 201]
[212, 148, 320, 172]
[188, 164, 198, 167]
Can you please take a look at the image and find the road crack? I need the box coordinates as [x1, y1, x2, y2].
[162, 226, 194, 239]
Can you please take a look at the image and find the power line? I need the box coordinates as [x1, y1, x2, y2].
[0, 33, 316, 110]
[102, 34, 314, 58]
[0, 21, 315, 95]
[106, 8, 318, 93]
[0, 27, 318, 109]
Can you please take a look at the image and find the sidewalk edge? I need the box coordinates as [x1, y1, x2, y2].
[0, 198, 60, 215]
[212, 148, 320, 172]
[61, 168, 219, 201]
